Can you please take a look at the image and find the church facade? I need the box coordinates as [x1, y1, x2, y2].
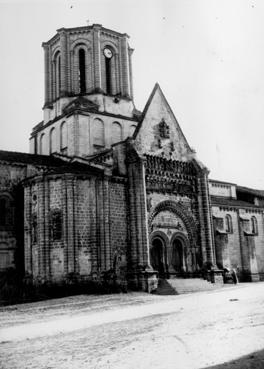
[0, 24, 264, 291]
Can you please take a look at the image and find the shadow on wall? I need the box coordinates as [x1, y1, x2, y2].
[202, 348, 264, 369]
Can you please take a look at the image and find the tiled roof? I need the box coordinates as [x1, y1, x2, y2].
[0, 150, 66, 167]
[0, 150, 102, 175]
[210, 196, 261, 209]
[237, 185, 264, 198]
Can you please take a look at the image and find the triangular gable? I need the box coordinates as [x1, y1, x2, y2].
[133, 83, 195, 161]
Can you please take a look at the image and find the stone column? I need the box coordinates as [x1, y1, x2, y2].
[24, 186, 32, 275]
[43, 179, 50, 280]
[126, 147, 156, 290]
[103, 174, 111, 271]
[38, 179, 45, 280]
[197, 169, 215, 266]
[66, 177, 76, 274]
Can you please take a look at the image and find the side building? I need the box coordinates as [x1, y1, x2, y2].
[209, 180, 264, 281]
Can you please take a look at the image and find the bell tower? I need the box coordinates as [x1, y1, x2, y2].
[30, 24, 138, 157]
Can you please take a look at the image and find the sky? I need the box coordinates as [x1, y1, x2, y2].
[0, 0, 264, 189]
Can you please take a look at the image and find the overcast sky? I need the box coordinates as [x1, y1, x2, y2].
[0, 0, 264, 189]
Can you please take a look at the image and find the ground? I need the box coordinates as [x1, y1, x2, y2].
[0, 283, 264, 369]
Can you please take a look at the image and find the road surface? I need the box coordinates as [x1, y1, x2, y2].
[0, 283, 264, 368]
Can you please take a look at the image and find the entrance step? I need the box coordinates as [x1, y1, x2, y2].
[155, 278, 222, 295]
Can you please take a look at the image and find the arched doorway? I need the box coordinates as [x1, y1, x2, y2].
[171, 238, 185, 273]
[150, 237, 165, 276]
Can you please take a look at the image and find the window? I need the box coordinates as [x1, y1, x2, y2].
[50, 211, 62, 240]
[93, 118, 105, 149]
[50, 127, 56, 154]
[159, 119, 170, 139]
[40, 133, 45, 155]
[251, 216, 258, 235]
[0, 198, 7, 226]
[32, 214, 38, 244]
[60, 122, 67, 154]
[54, 52, 61, 99]
[78, 49, 86, 93]
[129, 125, 137, 137]
[112, 122, 122, 144]
[104, 47, 114, 94]
[0, 196, 13, 227]
[225, 214, 233, 233]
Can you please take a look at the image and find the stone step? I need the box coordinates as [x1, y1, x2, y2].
[155, 278, 222, 295]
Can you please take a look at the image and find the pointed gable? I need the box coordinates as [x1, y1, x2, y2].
[134, 84, 194, 161]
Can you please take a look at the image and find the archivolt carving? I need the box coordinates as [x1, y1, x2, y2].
[148, 200, 197, 247]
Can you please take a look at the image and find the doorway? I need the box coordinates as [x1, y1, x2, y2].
[171, 238, 185, 273]
[150, 237, 165, 276]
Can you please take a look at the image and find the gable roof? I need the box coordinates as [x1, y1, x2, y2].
[132, 83, 192, 152]
[0, 150, 66, 167]
[0, 150, 102, 175]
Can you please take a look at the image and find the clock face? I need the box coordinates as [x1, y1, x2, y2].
[104, 48, 113, 59]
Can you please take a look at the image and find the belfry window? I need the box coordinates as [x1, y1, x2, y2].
[79, 49, 86, 94]
[103, 47, 113, 94]
[54, 53, 61, 99]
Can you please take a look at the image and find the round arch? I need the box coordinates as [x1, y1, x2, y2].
[148, 200, 197, 248]
[149, 230, 169, 276]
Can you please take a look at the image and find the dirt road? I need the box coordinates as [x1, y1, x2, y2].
[1, 283, 264, 368]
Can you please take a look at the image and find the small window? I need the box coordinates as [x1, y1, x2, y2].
[0, 198, 7, 226]
[214, 217, 224, 230]
[60, 122, 67, 154]
[40, 133, 45, 155]
[50, 127, 56, 154]
[93, 118, 105, 149]
[226, 214, 233, 233]
[0, 196, 13, 227]
[112, 122, 122, 144]
[51, 211, 62, 241]
[32, 214, 38, 244]
[251, 216, 258, 235]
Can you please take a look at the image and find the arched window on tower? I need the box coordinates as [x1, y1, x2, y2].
[251, 216, 258, 235]
[50, 127, 56, 154]
[225, 214, 233, 233]
[60, 122, 67, 154]
[40, 133, 45, 155]
[103, 47, 114, 94]
[112, 122, 122, 144]
[78, 48, 86, 94]
[93, 118, 105, 151]
[54, 52, 61, 99]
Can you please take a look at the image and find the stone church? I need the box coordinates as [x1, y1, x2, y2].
[0, 24, 264, 291]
